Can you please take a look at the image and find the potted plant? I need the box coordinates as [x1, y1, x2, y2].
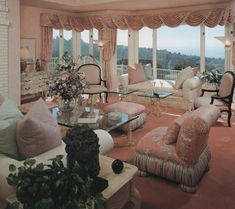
[6, 125, 107, 209]
[199, 70, 223, 89]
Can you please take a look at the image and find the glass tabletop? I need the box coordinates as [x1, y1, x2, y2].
[51, 107, 137, 132]
[106, 87, 138, 95]
[138, 91, 173, 99]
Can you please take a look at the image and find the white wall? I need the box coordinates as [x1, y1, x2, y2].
[7, 0, 20, 104]
[0, 0, 9, 98]
[0, 0, 20, 105]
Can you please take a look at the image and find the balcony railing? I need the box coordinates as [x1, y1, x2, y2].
[116, 64, 180, 80]
[49, 59, 180, 81]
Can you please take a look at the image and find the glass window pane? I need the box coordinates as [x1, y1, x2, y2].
[205, 26, 224, 73]
[117, 29, 128, 75]
[52, 29, 59, 58]
[63, 30, 72, 54]
[93, 29, 100, 61]
[157, 25, 200, 79]
[139, 27, 153, 79]
[81, 30, 89, 56]
[157, 25, 200, 69]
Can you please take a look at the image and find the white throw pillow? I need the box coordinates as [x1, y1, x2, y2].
[175, 66, 194, 89]
[16, 98, 62, 160]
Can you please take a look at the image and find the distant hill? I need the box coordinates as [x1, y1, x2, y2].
[52, 37, 224, 72]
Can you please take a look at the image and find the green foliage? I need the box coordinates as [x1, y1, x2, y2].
[6, 155, 106, 209]
[199, 70, 223, 84]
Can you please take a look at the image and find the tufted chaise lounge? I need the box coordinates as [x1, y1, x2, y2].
[134, 105, 220, 192]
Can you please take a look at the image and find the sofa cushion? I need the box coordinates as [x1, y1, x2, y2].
[17, 98, 62, 160]
[175, 66, 194, 89]
[128, 65, 147, 84]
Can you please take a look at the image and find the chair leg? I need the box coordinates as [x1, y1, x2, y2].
[105, 92, 108, 103]
[228, 111, 232, 127]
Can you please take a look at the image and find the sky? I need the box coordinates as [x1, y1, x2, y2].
[54, 25, 225, 59]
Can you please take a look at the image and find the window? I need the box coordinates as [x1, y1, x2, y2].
[117, 29, 128, 75]
[139, 27, 153, 79]
[157, 25, 200, 70]
[205, 26, 224, 73]
[139, 27, 153, 65]
[81, 30, 89, 56]
[52, 29, 60, 58]
[63, 30, 72, 54]
[93, 29, 100, 61]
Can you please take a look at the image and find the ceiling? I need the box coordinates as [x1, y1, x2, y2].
[20, 0, 232, 13]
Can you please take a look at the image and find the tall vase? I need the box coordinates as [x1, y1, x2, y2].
[58, 99, 75, 112]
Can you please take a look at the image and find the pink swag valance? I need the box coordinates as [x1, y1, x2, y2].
[40, 8, 234, 31]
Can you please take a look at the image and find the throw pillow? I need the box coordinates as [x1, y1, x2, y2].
[163, 111, 192, 145]
[17, 98, 62, 160]
[175, 66, 194, 89]
[0, 96, 22, 120]
[0, 119, 20, 159]
[0, 95, 4, 105]
[162, 121, 180, 144]
[128, 65, 147, 84]
[0, 97, 22, 159]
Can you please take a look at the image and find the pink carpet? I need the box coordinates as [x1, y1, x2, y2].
[106, 106, 235, 209]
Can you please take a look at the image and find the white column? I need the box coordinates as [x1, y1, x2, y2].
[200, 24, 205, 72]
[59, 29, 64, 58]
[225, 23, 233, 72]
[153, 29, 157, 78]
[134, 30, 138, 64]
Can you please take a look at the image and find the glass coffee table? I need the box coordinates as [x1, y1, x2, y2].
[51, 107, 138, 145]
[138, 91, 173, 116]
[106, 87, 138, 101]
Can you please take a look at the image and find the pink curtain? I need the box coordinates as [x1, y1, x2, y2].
[41, 26, 53, 71]
[99, 28, 117, 88]
[41, 8, 233, 31]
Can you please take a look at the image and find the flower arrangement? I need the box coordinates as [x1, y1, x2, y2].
[49, 52, 86, 102]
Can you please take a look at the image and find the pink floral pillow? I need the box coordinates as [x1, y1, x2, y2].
[162, 122, 180, 144]
[128, 65, 147, 84]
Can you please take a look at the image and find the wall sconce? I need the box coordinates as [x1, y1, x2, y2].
[20, 47, 33, 72]
[214, 36, 234, 47]
[93, 40, 109, 49]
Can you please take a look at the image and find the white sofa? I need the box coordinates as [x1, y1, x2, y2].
[119, 73, 202, 110]
[0, 129, 113, 205]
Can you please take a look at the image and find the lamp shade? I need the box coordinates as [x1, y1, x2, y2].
[20, 47, 31, 60]
[214, 36, 235, 47]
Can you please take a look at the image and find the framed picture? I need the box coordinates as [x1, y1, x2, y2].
[20, 38, 36, 63]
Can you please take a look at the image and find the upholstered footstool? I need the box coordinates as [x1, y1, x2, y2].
[104, 101, 147, 132]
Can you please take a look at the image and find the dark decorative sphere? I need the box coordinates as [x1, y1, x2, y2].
[112, 159, 124, 174]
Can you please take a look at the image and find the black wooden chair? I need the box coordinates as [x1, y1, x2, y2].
[194, 71, 235, 127]
[78, 64, 108, 103]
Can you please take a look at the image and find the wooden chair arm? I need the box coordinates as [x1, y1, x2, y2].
[200, 88, 219, 96]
